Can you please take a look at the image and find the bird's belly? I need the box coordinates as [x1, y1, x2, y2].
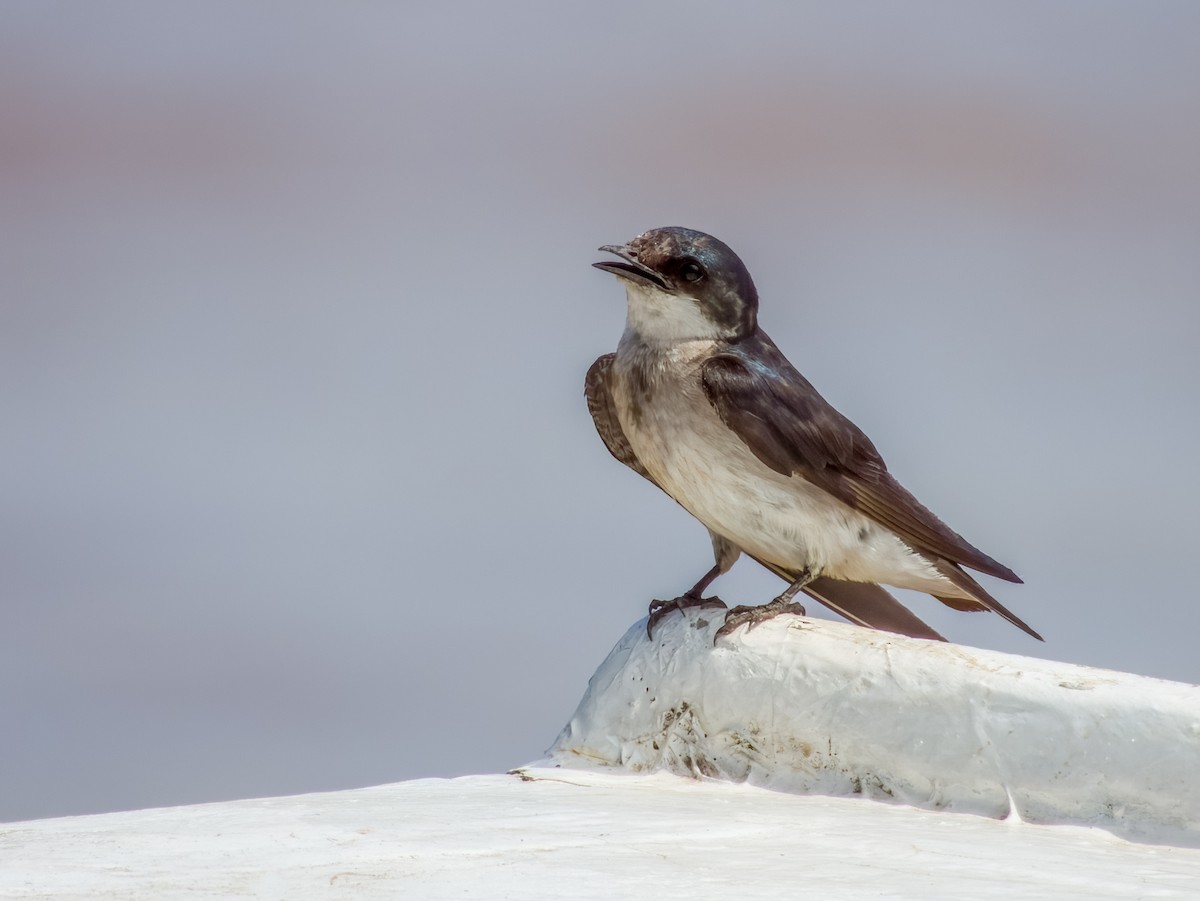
[627, 402, 947, 591]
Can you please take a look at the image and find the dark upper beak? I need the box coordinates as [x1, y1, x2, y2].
[592, 244, 669, 290]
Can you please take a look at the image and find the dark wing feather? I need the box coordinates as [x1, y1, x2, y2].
[701, 353, 860, 477]
[585, 354, 657, 484]
[701, 334, 1023, 585]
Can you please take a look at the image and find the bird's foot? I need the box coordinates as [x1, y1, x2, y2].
[713, 596, 807, 644]
[646, 595, 728, 639]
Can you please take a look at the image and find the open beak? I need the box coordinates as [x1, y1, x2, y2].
[592, 244, 669, 290]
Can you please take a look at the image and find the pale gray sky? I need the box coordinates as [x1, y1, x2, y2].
[2, 1, 1198, 821]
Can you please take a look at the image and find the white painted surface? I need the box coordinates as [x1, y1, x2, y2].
[4, 612, 1200, 898]
[3, 768, 1200, 900]
[551, 610, 1200, 845]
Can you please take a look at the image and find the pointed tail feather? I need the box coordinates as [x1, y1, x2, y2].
[933, 559, 1043, 641]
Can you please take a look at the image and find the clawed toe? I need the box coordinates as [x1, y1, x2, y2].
[646, 595, 728, 638]
[713, 597, 807, 644]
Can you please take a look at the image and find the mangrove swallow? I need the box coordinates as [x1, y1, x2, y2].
[586, 226, 1039, 643]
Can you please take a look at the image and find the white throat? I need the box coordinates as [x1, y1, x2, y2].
[621, 281, 726, 346]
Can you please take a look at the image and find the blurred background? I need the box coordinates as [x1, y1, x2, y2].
[2, 2, 1198, 822]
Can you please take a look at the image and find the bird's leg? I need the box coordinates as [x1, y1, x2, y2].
[772, 568, 814, 607]
[646, 563, 729, 638]
[713, 568, 813, 644]
[684, 561, 726, 600]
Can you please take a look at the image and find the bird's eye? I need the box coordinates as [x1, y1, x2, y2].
[680, 262, 704, 282]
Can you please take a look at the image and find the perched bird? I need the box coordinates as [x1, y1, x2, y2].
[586, 226, 1040, 643]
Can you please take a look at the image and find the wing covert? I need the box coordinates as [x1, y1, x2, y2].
[700, 339, 1020, 583]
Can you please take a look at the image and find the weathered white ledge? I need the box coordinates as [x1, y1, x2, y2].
[5, 613, 1200, 898]
[548, 609, 1200, 845]
[6, 769, 1200, 899]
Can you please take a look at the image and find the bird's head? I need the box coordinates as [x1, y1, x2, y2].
[593, 227, 758, 344]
